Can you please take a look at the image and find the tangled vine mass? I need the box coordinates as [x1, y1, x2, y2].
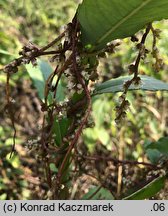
[3, 13, 166, 199]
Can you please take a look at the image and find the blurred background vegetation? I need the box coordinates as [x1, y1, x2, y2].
[0, 0, 168, 199]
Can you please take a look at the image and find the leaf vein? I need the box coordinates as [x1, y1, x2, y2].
[97, 0, 152, 45]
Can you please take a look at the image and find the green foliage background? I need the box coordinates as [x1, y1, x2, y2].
[0, 0, 168, 199]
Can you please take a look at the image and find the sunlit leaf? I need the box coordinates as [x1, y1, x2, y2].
[93, 75, 168, 95]
[26, 60, 51, 101]
[0, 193, 7, 200]
[78, 0, 168, 50]
[6, 154, 20, 168]
[124, 175, 166, 200]
[26, 60, 64, 102]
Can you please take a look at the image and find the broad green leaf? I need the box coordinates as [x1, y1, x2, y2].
[26, 60, 52, 101]
[52, 117, 62, 146]
[145, 149, 162, 164]
[59, 118, 71, 138]
[26, 60, 64, 102]
[26, 60, 67, 146]
[145, 137, 168, 156]
[78, 0, 168, 50]
[144, 139, 165, 164]
[124, 175, 166, 200]
[93, 75, 168, 95]
[52, 117, 70, 146]
[38, 60, 53, 81]
[82, 186, 114, 200]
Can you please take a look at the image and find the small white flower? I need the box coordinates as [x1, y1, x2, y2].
[64, 32, 69, 42]
[67, 81, 75, 90]
[25, 51, 32, 57]
[22, 58, 30, 64]
[58, 111, 63, 117]
[76, 113, 81, 117]
[81, 70, 90, 80]
[77, 83, 82, 89]
[64, 98, 69, 103]
[10, 98, 16, 103]
[64, 69, 71, 76]
[76, 56, 80, 63]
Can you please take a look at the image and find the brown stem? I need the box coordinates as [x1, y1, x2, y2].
[80, 155, 159, 169]
[39, 31, 66, 52]
[52, 53, 73, 99]
[57, 17, 92, 184]
[134, 23, 152, 77]
[57, 101, 91, 181]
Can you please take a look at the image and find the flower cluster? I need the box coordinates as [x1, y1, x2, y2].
[4, 42, 39, 74]
[115, 95, 130, 124]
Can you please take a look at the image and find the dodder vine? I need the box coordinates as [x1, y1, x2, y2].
[4, 14, 94, 199]
[3, 12, 166, 199]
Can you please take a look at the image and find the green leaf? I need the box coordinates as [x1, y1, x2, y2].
[144, 139, 165, 164]
[26, 60, 64, 102]
[145, 149, 162, 164]
[96, 128, 110, 146]
[38, 60, 53, 81]
[145, 137, 168, 156]
[78, 0, 168, 50]
[93, 75, 168, 95]
[26, 60, 52, 101]
[6, 153, 20, 168]
[49, 163, 58, 173]
[124, 175, 166, 200]
[26, 60, 67, 146]
[52, 117, 70, 146]
[82, 186, 114, 200]
[52, 117, 62, 145]
[0, 193, 7, 200]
